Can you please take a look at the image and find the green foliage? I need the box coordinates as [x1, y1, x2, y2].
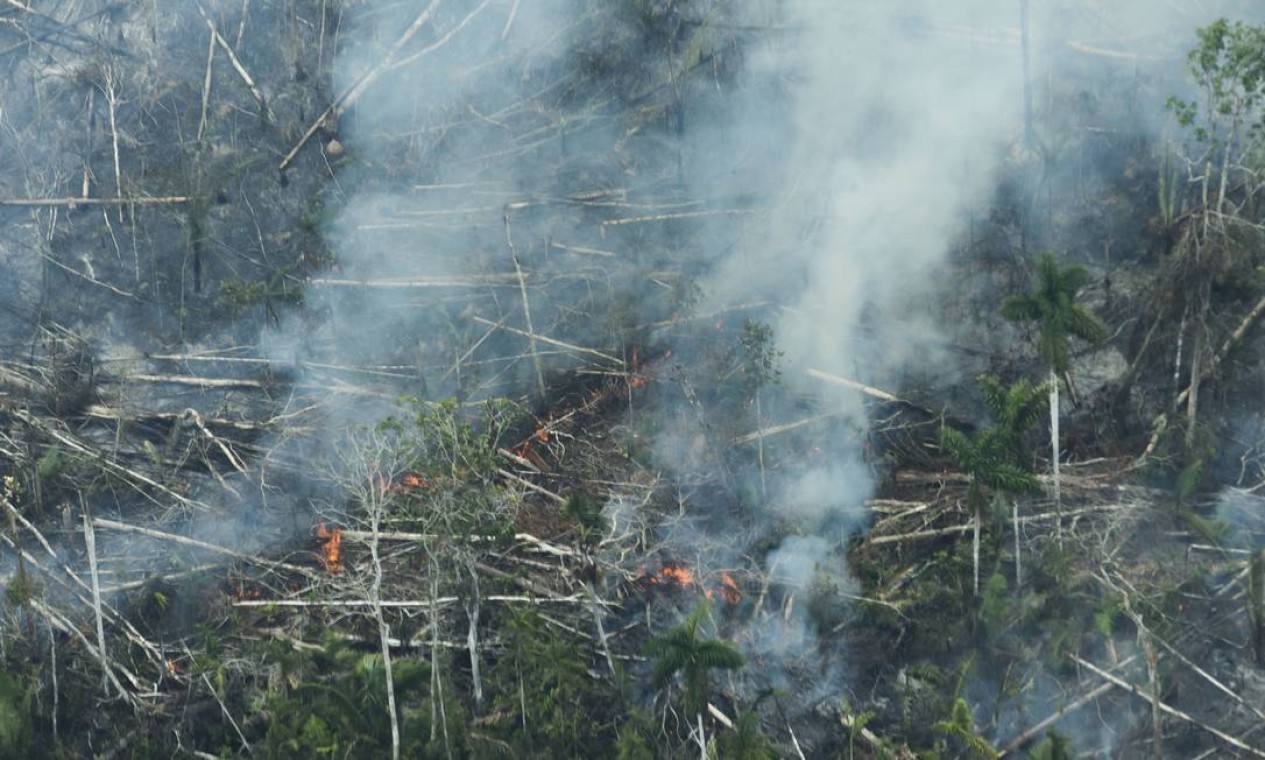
[3, 573, 38, 607]
[646, 601, 744, 717]
[1157, 145, 1182, 226]
[35, 447, 64, 481]
[564, 492, 606, 538]
[216, 267, 304, 316]
[490, 607, 601, 755]
[1175, 458, 1205, 506]
[979, 572, 1012, 636]
[932, 698, 997, 760]
[1001, 252, 1107, 374]
[0, 673, 32, 756]
[262, 637, 431, 758]
[614, 709, 657, 760]
[1167, 19, 1265, 148]
[715, 702, 777, 760]
[383, 397, 522, 483]
[737, 319, 782, 396]
[1027, 730, 1074, 760]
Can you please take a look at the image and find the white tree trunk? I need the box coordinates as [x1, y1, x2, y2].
[466, 566, 483, 711]
[370, 502, 400, 760]
[973, 503, 981, 597]
[1013, 502, 1022, 590]
[1049, 368, 1061, 537]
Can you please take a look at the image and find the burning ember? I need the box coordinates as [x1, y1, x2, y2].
[316, 522, 343, 574]
[373, 470, 431, 499]
[713, 572, 742, 605]
[165, 657, 180, 677]
[630, 346, 646, 388]
[636, 562, 742, 604]
[228, 581, 263, 600]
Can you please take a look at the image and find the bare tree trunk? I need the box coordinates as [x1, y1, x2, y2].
[429, 570, 453, 759]
[369, 497, 400, 760]
[698, 712, 708, 760]
[1049, 368, 1061, 537]
[1186, 323, 1204, 450]
[83, 511, 111, 695]
[1019, 0, 1035, 147]
[466, 565, 483, 712]
[1013, 501, 1022, 590]
[973, 501, 981, 597]
[755, 391, 767, 504]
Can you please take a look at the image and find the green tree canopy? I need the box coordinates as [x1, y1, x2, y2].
[646, 602, 744, 717]
[1001, 252, 1107, 374]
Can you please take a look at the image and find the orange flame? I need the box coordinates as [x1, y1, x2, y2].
[658, 565, 695, 586]
[630, 346, 646, 388]
[374, 471, 430, 498]
[715, 573, 742, 604]
[165, 657, 180, 677]
[316, 522, 343, 574]
[398, 472, 428, 489]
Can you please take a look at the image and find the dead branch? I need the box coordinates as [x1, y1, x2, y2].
[599, 209, 754, 229]
[1072, 655, 1265, 759]
[119, 373, 266, 390]
[27, 598, 138, 704]
[805, 368, 903, 404]
[278, 0, 443, 171]
[495, 467, 566, 505]
[867, 524, 973, 545]
[0, 196, 189, 206]
[15, 410, 202, 511]
[497, 447, 540, 472]
[309, 275, 524, 288]
[92, 518, 319, 579]
[472, 316, 623, 365]
[338, 528, 578, 558]
[731, 412, 845, 445]
[195, 2, 270, 121]
[231, 594, 587, 609]
[998, 680, 1117, 756]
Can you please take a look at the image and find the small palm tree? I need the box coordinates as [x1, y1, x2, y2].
[976, 375, 1046, 587]
[941, 379, 1042, 596]
[1001, 252, 1107, 528]
[646, 602, 744, 756]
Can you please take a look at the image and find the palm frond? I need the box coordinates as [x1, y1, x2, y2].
[1057, 262, 1092, 293]
[695, 640, 744, 671]
[1065, 305, 1108, 346]
[976, 375, 1008, 420]
[985, 463, 1041, 495]
[1000, 295, 1042, 323]
[939, 426, 977, 468]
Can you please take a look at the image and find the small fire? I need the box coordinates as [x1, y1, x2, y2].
[398, 472, 429, 489]
[374, 471, 430, 499]
[637, 563, 741, 604]
[316, 522, 343, 574]
[229, 581, 262, 600]
[630, 346, 646, 389]
[710, 572, 743, 605]
[165, 657, 180, 677]
[658, 565, 696, 587]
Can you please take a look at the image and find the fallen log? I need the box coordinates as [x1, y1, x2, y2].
[92, 518, 319, 579]
[0, 196, 189, 206]
[309, 274, 525, 288]
[1072, 655, 1265, 759]
[471, 316, 623, 365]
[232, 594, 586, 609]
